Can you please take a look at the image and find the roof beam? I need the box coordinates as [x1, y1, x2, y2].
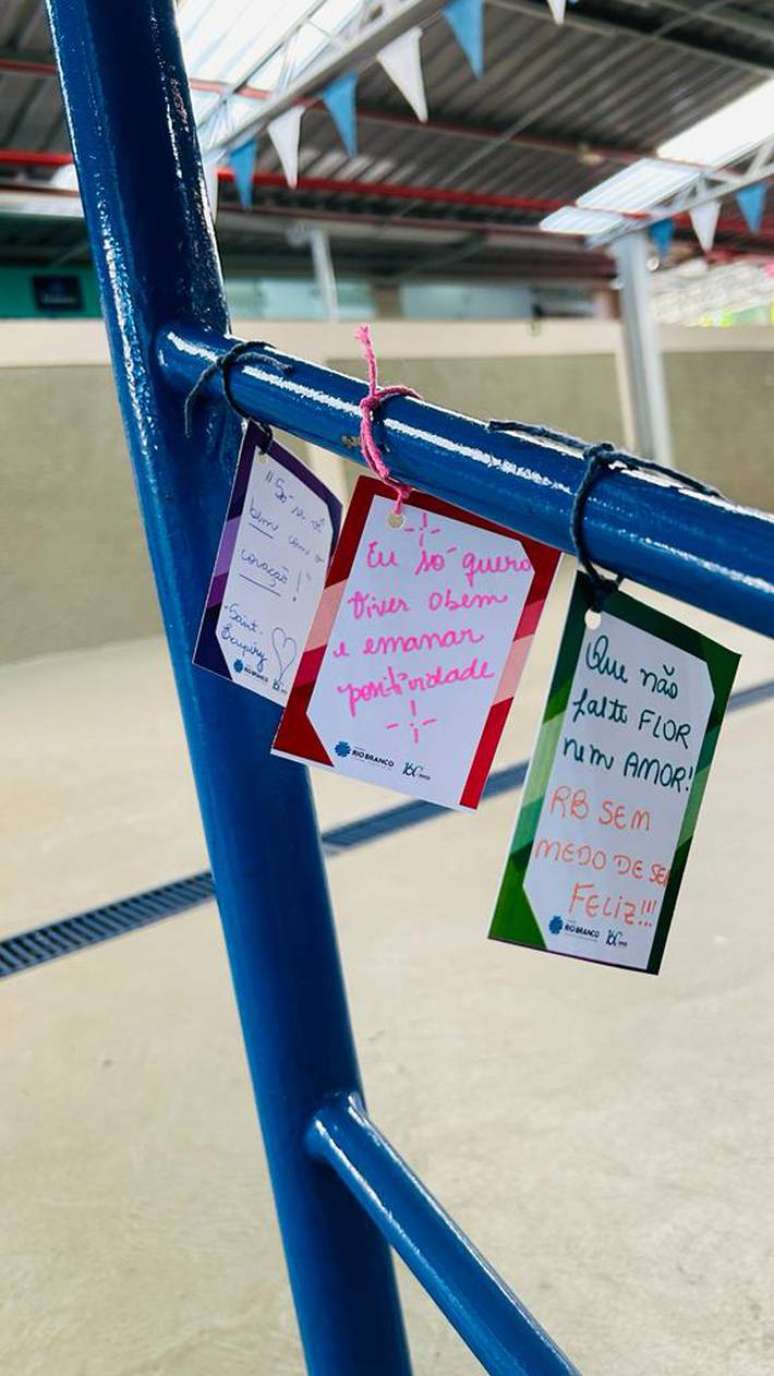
[652, 1, 774, 48]
[384, 231, 488, 282]
[214, 207, 616, 268]
[0, 151, 636, 219]
[0, 56, 720, 176]
[1, 174, 769, 262]
[2, 155, 772, 250]
[488, 0, 774, 77]
[0, 49, 55, 77]
[0, 148, 72, 167]
[212, 217, 612, 281]
[354, 107, 658, 168]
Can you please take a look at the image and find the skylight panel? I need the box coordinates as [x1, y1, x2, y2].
[189, 89, 220, 125]
[50, 163, 79, 190]
[178, 0, 362, 91]
[539, 207, 625, 236]
[658, 77, 774, 166]
[180, 1, 300, 83]
[541, 76, 774, 238]
[577, 159, 697, 213]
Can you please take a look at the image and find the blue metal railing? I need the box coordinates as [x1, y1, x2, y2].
[158, 322, 774, 637]
[44, 1, 773, 1373]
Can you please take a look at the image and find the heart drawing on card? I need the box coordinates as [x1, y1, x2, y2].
[271, 627, 298, 690]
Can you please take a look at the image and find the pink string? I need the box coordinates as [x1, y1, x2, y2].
[356, 323, 420, 518]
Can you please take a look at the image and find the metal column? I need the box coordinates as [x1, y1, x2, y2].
[614, 231, 673, 466]
[44, 2, 411, 1373]
[309, 225, 340, 320]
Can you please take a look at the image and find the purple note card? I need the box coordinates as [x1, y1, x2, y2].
[194, 422, 341, 704]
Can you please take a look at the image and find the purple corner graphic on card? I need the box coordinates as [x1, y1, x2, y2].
[194, 422, 341, 705]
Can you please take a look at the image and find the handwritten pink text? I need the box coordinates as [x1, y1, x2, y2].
[462, 551, 531, 589]
[363, 626, 484, 656]
[348, 590, 410, 620]
[337, 656, 495, 718]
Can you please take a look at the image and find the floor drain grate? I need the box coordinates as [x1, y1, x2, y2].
[0, 872, 214, 979]
[2, 677, 771, 979]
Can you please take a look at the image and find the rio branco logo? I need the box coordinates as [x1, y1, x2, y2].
[333, 741, 394, 772]
[548, 913, 600, 943]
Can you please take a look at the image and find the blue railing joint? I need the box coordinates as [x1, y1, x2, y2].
[306, 1091, 581, 1376]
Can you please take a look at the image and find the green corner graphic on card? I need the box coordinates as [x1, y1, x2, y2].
[489, 574, 739, 974]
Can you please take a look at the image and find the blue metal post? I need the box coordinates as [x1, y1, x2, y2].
[44, 2, 411, 1372]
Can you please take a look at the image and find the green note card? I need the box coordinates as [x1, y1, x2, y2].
[490, 574, 739, 974]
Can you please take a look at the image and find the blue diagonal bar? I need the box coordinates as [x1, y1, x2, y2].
[307, 1093, 580, 1376]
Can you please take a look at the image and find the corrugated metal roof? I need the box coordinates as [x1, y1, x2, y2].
[0, 0, 772, 277]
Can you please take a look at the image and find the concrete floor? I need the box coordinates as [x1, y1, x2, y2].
[1, 567, 773, 1376]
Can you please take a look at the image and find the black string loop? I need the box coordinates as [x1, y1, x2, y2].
[488, 418, 723, 610]
[183, 339, 292, 441]
[489, 417, 589, 451]
[570, 442, 628, 608]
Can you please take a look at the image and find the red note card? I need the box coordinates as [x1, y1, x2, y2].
[273, 476, 560, 810]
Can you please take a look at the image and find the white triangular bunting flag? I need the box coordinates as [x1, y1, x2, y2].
[546, 0, 566, 21]
[377, 28, 428, 122]
[203, 152, 220, 218]
[268, 106, 305, 188]
[690, 200, 720, 254]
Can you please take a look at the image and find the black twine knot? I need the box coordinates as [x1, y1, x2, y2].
[570, 442, 630, 608]
[183, 339, 293, 441]
[488, 418, 723, 612]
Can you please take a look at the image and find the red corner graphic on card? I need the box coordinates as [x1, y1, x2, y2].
[273, 475, 560, 811]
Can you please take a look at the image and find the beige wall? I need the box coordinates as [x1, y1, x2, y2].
[1, 319, 772, 665]
[1, 364, 163, 661]
[330, 353, 626, 445]
[665, 351, 774, 511]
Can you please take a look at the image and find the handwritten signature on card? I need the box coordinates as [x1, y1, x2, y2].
[194, 428, 339, 705]
[216, 461, 331, 692]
